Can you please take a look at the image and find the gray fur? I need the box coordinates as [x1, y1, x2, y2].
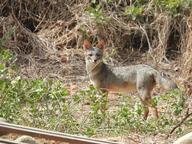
[85, 46, 178, 119]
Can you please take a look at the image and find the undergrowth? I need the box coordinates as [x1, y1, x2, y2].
[0, 48, 190, 137]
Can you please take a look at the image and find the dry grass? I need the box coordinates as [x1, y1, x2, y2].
[0, 1, 190, 90]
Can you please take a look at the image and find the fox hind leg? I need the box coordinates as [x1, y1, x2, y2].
[138, 89, 151, 120]
[153, 106, 159, 119]
[138, 88, 159, 120]
[137, 74, 158, 120]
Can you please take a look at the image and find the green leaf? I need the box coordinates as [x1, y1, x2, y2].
[151, 97, 158, 107]
[84, 127, 95, 136]
[134, 102, 142, 115]
[0, 64, 5, 72]
[124, 6, 143, 18]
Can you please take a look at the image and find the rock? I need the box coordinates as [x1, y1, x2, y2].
[15, 135, 38, 144]
[0, 117, 7, 123]
[174, 132, 192, 144]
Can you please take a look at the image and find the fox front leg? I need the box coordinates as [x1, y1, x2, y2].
[99, 89, 108, 116]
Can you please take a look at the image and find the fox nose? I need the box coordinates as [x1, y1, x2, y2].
[94, 59, 97, 63]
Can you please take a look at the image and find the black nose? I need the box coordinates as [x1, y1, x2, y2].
[94, 59, 97, 62]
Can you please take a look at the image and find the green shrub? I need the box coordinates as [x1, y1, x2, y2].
[85, 4, 106, 24]
[154, 0, 191, 14]
[124, 5, 144, 20]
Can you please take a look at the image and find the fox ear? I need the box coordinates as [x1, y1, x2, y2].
[83, 40, 91, 49]
[96, 40, 105, 50]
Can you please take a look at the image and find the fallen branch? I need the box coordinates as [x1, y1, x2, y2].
[167, 108, 192, 138]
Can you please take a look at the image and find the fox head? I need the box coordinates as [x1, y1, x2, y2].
[83, 40, 105, 64]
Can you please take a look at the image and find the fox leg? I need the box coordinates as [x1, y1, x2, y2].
[150, 93, 159, 119]
[142, 92, 159, 119]
[138, 87, 158, 119]
[146, 90, 159, 119]
[142, 95, 160, 119]
[137, 88, 151, 120]
[99, 89, 108, 115]
[139, 89, 159, 119]
[141, 94, 151, 120]
[153, 107, 159, 119]
[137, 73, 159, 119]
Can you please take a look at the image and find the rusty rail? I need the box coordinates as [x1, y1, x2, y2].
[0, 122, 121, 144]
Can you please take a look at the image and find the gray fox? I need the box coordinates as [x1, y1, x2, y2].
[83, 39, 178, 120]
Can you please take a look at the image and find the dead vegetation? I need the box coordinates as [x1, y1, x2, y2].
[0, 1, 191, 80]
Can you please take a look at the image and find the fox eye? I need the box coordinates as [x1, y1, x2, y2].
[96, 54, 100, 57]
[88, 54, 92, 56]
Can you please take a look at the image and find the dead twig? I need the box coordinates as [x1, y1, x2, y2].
[167, 108, 192, 139]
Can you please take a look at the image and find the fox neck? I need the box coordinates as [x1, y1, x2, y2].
[86, 60, 108, 88]
[86, 59, 103, 73]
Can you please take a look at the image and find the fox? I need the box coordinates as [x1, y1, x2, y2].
[83, 39, 178, 120]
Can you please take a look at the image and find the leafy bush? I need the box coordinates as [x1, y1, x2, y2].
[0, 48, 77, 132]
[154, 0, 192, 14]
[124, 5, 144, 20]
[85, 4, 106, 24]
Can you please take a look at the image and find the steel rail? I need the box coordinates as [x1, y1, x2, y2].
[0, 122, 121, 144]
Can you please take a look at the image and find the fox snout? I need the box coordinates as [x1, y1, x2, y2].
[88, 58, 99, 63]
[92, 56, 100, 63]
[86, 56, 99, 63]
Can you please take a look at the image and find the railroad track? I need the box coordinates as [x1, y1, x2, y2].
[0, 122, 121, 144]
